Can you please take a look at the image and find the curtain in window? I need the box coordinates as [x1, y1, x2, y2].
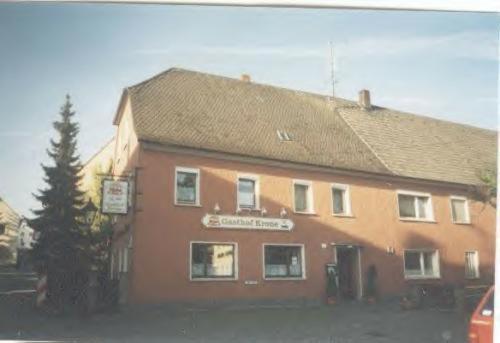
[422, 252, 435, 276]
[295, 184, 308, 212]
[417, 197, 428, 219]
[265, 246, 302, 278]
[465, 252, 478, 278]
[332, 188, 344, 214]
[452, 199, 466, 223]
[177, 172, 197, 203]
[238, 179, 255, 208]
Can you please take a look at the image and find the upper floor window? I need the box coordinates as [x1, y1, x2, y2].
[404, 249, 440, 279]
[331, 183, 352, 216]
[0, 223, 5, 235]
[450, 196, 470, 224]
[175, 167, 200, 206]
[397, 191, 434, 221]
[293, 180, 314, 213]
[237, 175, 259, 210]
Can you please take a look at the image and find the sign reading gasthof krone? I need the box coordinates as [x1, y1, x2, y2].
[101, 179, 129, 214]
[202, 214, 294, 231]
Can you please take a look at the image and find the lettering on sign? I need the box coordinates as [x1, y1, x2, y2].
[202, 214, 294, 231]
[102, 179, 129, 214]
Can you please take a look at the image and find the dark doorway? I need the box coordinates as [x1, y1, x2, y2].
[337, 247, 357, 299]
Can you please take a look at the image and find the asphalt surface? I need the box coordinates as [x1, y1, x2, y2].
[0, 298, 469, 342]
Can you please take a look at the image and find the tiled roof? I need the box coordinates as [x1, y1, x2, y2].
[124, 68, 496, 186]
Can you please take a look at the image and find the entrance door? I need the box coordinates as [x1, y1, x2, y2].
[337, 247, 357, 300]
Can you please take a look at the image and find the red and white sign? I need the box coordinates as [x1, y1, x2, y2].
[102, 179, 129, 214]
[202, 214, 294, 231]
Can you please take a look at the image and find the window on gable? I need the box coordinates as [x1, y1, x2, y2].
[237, 176, 259, 210]
[175, 167, 200, 206]
[398, 192, 433, 221]
[404, 250, 440, 279]
[332, 184, 351, 216]
[294, 181, 313, 213]
[451, 197, 470, 224]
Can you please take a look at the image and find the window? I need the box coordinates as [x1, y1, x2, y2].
[0, 224, 5, 235]
[450, 196, 470, 224]
[465, 251, 480, 279]
[237, 175, 259, 209]
[397, 191, 434, 221]
[331, 184, 351, 216]
[293, 180, 314, 213]
[404, 250, 440, 279]
[264, 245, 305, 279]
[191, 242, 236, 280]
[175, 167, 200, 206]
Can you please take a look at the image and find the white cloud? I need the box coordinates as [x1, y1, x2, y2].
[135, 30, 498, 62]
[336, 30, 498, 61]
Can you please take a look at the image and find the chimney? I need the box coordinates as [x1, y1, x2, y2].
[240, 74, 251, 82]
[358, 89, 371, 110]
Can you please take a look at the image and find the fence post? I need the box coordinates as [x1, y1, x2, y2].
[36, 273, 47, 308]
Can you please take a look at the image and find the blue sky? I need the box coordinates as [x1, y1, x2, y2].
[0, 4, 498, 216]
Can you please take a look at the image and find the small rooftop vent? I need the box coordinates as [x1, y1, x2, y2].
[241, 74, 251, 82]
[277, 130, 292, 142]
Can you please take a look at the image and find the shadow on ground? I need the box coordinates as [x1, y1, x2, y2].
[0, 299, 469, 343]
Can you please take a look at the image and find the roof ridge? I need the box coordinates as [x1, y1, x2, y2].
[336, 100, 496, 134]
[128, 66, 344, 102]
[129, 67, 496, 134]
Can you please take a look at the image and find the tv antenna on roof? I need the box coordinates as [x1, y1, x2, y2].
[329, 41, 338, 99]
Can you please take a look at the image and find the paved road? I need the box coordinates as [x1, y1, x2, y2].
[0, 299, 469, 342]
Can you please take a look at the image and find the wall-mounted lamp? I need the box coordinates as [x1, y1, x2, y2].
[386, 246, 395, 255]
[280, 208, 287, 218]
[261, 207, 267, 217]
[213, 203, 221, 214]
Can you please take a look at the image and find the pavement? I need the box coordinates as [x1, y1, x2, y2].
[0, 297, 469, 342]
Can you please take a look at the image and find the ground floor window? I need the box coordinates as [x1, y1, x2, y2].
[404, 250, 440, 279]
[465, 251, 480, 279]
[191, 242, 236, 279]
[264, 245, 304, 279]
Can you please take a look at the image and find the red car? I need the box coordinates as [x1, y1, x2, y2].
[469, 286, 494, 343]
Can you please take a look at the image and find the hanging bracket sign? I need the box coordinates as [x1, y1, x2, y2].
[101, 179, 129, 214]
[202, 214, 294, 231]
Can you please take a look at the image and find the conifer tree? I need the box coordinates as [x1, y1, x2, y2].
[31, 95, 90, 311]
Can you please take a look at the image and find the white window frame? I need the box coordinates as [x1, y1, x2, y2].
[262, 243, 306, 280]
[293, 180, 315, 214]
[174, 167, 201, 206]
[396, 190, 435, 222]
[331, 183, 352, 216]
[450, 196, 471, 224]
[189, 241, 238, 281]
[236, 174, 260, 210]
[403, 249, 441, 280]
[465, 251, 480, 279]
